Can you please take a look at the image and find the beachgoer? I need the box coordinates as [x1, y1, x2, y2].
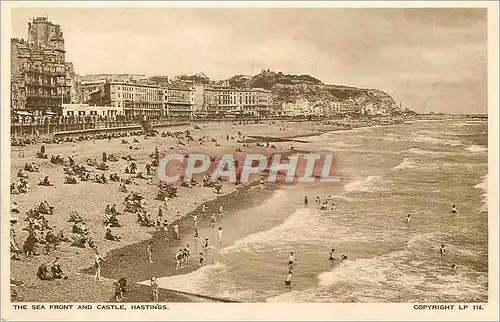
[176, 211, 181, 220]
[147, 241, 154, 263]
[173, 224, 179, 240]
[193, 215, 198, 228]
[94, 249, 105, 282]
[115, 277, 126, 301]
[202, 203, 207, 214]
[199, 252, 205, 267]
[72, 144, 76, 155]
[329, 249, 336, 261]
[440, 244, 446, 255]
[341, 255, 348, 262]
[185, 244, 191, 267]
[451, 205, 459, 215]
[151, 277, 159, 302]
[316, 196, 320, 203]
[304, 196, 308, 206]
[203, 238, 211, 251]
[210, 214, 216, 229]
[162, 222, 168, 240]
[217, 227, 223, 243]
[218, 205, 225, 220]
[405, 214, 411, 223]
[288, 252, 296, 268]
[451, 264, 457, 270]
[175, 249, 183, 270]
[285, 271, 293, 286]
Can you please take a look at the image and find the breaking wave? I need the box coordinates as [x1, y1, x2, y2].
[344, 176, 392, 193]
[465, 145, 488, 153]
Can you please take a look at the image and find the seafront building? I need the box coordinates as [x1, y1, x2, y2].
[10, 17, 74, 117]
[202, 86, 273, 117]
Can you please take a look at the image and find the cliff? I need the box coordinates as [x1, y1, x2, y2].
[226, 70, 398, 112]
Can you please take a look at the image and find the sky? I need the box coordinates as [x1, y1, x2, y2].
[10, 7, 488, 114]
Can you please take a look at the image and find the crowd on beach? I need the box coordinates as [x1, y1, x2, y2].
[10, 125, 269, 302]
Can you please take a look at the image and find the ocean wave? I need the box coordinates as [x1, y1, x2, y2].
[393, 158, 421, 170]
[410, 135, 462, 146]
[139, 262, 227, 293]
[465, 145, 488, 153]
[344, 176, 392, 193]
[220, 208, 342, 255]
[475, 174, 488, 212]
[406, 148, 449, 157]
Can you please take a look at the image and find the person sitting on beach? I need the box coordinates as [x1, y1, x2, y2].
[11, 202, 20, 214]
[57, 230, 70, 243]
[119, 183, 128, 192]
[37, 263, 53, 281]
[39, 176, 53, 186]
[451, 205, 459, 215]
[285, 270, 293, 287]
[105, 227, 121, 242]
[329, 249, 336, 261]
[405, 214, 411, 223]
[151, 277, 159, 302]
[51, 257, 68, 279]
[17, 168, 28, 178]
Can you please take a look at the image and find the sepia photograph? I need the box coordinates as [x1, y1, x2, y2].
[1, 1, 498, 321]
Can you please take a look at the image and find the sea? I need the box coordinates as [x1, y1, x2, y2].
[151, 119, 489, 303]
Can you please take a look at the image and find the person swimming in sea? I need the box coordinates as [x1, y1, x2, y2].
[329, 249, 336, 261]
[405, 214, 411, 223]
[285, 270, 293, 287]
[451, 263, 457, 270]
[341, 255, 348, 262]
[316, 196, 320, 203]
[288, 252, 296, 269]
[451, 205, 459, 215]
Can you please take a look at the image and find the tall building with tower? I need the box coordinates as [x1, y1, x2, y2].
[11, 17, 72, 117]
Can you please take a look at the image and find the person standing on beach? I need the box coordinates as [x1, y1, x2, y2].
[164, 196, 169, 210]
[185, 244, 191, 267]
[218, 205, 225, 221]
[304, 196, 308, 206]
[157, 206, 163, 229]
[199, 252, 205, 267]
[329, 249, 336, 261]
[173, 224, 179, 240]
[72, 144, 76, 155]
[203, 238, 212, 252]
[210, 214, 216, 229]
[193, 215, 198, 228]
[162, 222, 168, 240]
[202, 203, 207, 214]
[147, 241, 154, 263]
[151, 277, 159, 302]
[176, 211, 181, 221]
[217, 227, 223, 244]
[94, 248, 105, 282]
[175, 249, 183, 270]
